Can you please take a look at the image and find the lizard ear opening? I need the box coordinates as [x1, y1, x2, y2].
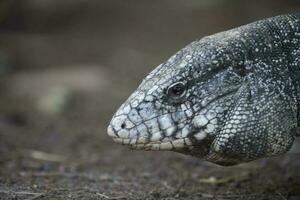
[232, 65, 247, 77]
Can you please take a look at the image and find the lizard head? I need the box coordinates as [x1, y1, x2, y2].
[108, 16, 299, 165]
[108, 33, 247, 159]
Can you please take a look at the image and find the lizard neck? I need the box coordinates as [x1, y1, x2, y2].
[281, 15, 300, 126]
[266, 14, 300, 126]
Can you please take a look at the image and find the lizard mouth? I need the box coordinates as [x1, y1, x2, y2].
[108, 121, 192, 151]
[108, 123, 193, 151]
[111, 137, 192, 151]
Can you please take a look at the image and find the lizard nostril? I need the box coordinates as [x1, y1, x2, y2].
[121, 122, 126, 129]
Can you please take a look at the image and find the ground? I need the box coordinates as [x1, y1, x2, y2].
[0, 1, 300, 199]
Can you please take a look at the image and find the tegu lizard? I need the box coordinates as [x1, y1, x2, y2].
[107, 14, 300, 166]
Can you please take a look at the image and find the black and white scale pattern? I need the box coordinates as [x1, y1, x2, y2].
[108, 14, 300, 166]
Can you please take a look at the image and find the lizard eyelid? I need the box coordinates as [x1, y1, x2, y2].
[166, 82, 187, 99]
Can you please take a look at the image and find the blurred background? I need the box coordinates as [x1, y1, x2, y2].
[0, 0, 299, 199]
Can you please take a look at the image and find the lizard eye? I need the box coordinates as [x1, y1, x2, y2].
[167, 82, 186, 98]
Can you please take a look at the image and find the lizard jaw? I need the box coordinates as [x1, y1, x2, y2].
[111, 137, 193, 151]
[108, 125, 193, 151]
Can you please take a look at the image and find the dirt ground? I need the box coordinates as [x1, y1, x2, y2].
[0, 1, 300, 199]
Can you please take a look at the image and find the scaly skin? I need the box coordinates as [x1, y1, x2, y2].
[107, 15, 300, 166]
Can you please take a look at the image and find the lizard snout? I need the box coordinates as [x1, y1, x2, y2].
[107, 114, 139, 145]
